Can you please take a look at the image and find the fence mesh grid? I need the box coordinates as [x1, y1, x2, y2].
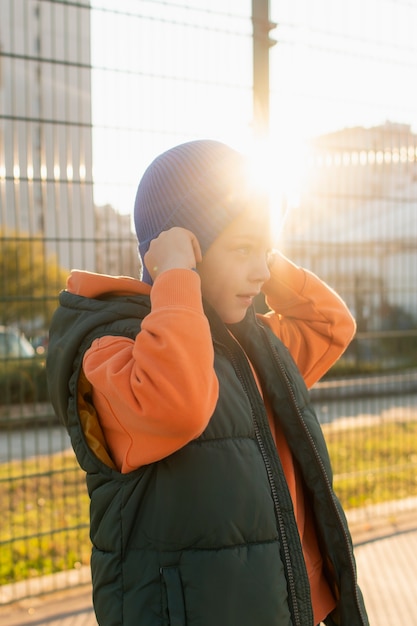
[0, 0, 416, 602]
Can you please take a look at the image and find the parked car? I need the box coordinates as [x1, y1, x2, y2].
[0, 326, 48, 404]
[0, 325, 36, 359]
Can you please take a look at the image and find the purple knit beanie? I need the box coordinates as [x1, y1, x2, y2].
[134, 140, 252, 284]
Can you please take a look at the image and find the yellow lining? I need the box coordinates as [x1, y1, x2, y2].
[77, 369, 117, 470]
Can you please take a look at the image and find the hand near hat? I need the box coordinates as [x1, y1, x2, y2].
[144, 227, 203, 283]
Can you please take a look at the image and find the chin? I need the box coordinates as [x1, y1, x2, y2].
[222, 311, 247, 325]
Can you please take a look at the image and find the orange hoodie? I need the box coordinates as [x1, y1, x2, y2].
[73, 252, 355, 473]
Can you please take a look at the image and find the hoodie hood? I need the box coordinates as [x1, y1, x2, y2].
[46, 270, 151, 428]
[66, 270, 151, 299]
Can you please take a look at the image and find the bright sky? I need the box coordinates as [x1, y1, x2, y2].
[90, 0, 417, 225]
[270, 0, 417, 137]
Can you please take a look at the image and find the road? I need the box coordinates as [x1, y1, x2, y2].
[315, 392, 417, 426]
[1, 390, 416, 463]
[0, 424, 71, 463]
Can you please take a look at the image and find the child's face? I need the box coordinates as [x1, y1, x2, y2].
[197, 209, 272, 324]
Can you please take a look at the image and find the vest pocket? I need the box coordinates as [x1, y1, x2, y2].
[160, 566, 187, 626]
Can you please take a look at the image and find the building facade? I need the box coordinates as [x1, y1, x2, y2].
[94, 204, 139, 278]
[0, 0, 95, 271]
[282, 122, 417, 328]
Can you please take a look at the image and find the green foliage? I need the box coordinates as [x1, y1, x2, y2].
[0, 229, 68, 327]
[0, 358, 48, 405]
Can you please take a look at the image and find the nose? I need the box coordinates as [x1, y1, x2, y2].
[249, 252, 271, 285]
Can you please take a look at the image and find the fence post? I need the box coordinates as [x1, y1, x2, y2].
[251, 0, 277, 137]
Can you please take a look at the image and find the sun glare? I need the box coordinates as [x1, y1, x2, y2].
[242, 136, 309, 243]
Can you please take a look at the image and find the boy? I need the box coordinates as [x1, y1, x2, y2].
[47, 140, 369, 625]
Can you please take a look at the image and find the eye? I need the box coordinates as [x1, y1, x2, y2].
[236, 245, 252, 256]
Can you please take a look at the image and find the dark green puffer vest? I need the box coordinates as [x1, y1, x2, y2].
[47, 290, 369, 626]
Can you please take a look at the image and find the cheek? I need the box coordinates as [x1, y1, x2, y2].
[199, 258, 241, 312]
[201, 279, 225, 307]
[200, 270, 232, 313]
[200, 260, 226, 293]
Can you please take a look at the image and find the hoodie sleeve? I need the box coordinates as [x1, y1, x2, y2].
[259, 252, 356, 389]
[82, 269, 219, 472]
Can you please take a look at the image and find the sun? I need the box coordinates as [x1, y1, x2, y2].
[240, 135, 309, 243]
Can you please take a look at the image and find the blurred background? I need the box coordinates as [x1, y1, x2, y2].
[0, 0, 416, 607]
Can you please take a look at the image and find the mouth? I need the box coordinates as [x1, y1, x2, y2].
[237, 294, 257, 306]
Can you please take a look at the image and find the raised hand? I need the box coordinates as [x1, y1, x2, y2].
[144, 227, 202, 282]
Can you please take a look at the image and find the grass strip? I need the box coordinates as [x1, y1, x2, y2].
[0, 420, 416, 585]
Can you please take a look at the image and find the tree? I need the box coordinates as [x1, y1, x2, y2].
[0, 229, 68, 328]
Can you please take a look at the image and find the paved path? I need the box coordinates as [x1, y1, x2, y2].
[355, 529, 417, 625]
[0, 586, 96, 625]
[1, 516, 416, 625]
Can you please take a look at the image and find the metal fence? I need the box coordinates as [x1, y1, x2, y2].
[1, 0, 416, 603]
